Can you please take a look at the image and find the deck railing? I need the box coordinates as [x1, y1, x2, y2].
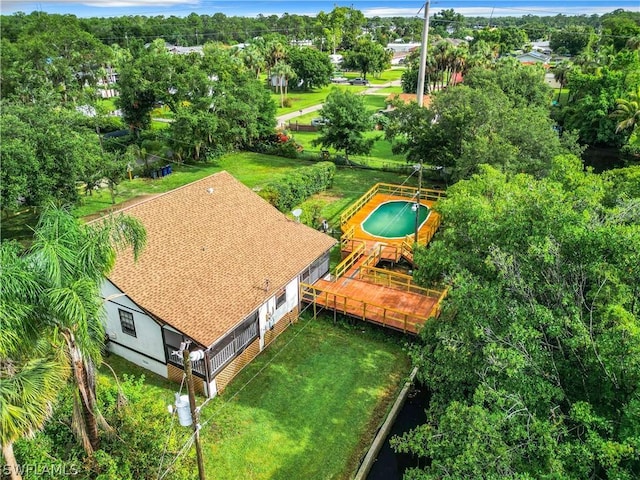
[334, 241, 365, 279]
[340, 184, 380, 227]
[340, 225, 356, 250]
[376, 183, 446, 203]
[401, 240, 413, 261]
[300, 283, 430, 334]
[358, 266, 444, 297]
[340, 183, 446, 228]
[432, 287, 449, 318]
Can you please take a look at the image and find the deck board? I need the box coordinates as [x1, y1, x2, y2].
[342, 193, 440, 247]
[302, 185, 446, 335]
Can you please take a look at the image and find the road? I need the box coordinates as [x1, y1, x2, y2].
[276, 80, 402, 127]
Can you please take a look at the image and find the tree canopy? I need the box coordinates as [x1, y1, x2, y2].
[398, 157, 640, 479]
[387, 70, 573, 181]
[312, 89, 375, 164]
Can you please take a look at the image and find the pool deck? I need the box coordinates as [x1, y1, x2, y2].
[302, 184, 447, 335]
[342, 192, 441, 252]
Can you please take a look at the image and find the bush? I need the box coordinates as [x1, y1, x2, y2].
[260, 162, 336, 212]
[250, 132, 303, 159]
[10, 375, 194, 480]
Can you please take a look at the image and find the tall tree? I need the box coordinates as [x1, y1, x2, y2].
[312, 89, 374, 164]
[611, 85, 640, 134]
[288, 47, 333, 90]
[342, 38, 392, 80]
[551, 60, 572, 104]
[0, 243, 70, 480]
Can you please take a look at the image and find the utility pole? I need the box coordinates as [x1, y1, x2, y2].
[181, 343, 206, 480]
[416, 1, 431, 107]
[414, 163, 423, 243]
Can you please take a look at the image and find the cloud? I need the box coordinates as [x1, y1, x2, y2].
[364, 5, 639, 17]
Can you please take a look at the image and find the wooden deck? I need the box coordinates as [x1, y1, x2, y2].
[340, 183, 444, 254]
[301, 183, 447, 335]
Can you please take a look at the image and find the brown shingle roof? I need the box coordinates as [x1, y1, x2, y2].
[108, 171, 336, 346]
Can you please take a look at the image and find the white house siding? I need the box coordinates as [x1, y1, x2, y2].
[258, 276, 299, 350]
[101, 279, 168, 378]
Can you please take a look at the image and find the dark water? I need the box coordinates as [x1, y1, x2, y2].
[366, 385, 430, 480]
[582, 145, 625, 173]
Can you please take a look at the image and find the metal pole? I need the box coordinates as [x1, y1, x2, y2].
[416, 1, 431, 107]
[182, 346, 206, 480]
[414, 163, 423, 243]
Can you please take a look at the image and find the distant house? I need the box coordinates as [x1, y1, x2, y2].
[386, 42, 421, 53]
[516, 51, 551, 65]
[101, 172, 336, 397]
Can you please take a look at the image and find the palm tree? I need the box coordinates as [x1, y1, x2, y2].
[551, 61, 572, 104]
[0, 205, 146, 457]
[265, 41, 286, 77]
[272, 62, 295, 107]
[1, 241, 70, 480]
[448, 45, 467, 87]
[1, 345, 69, 480]
[611, 86, 640, 134]
[240, 44, 265, 79]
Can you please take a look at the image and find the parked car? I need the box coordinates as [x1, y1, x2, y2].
[311, 117, 330, 127]
[349, 78, 370, 86]
[331, 76, 348, 83]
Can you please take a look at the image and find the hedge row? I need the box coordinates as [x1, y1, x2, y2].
[260, 161, 336, 212]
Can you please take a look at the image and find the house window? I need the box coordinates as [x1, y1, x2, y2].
[119, 309, 136, 337]
[276, 289, 287, 309]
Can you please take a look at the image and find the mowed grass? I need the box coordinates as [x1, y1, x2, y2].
[199, 314, 411, 480]
[71, 153, 312, 218]
[291, 131, 407, 166]
[3, 149, 413, 241]
[272, 84, 367, 115]
[292, 94, 388, 124]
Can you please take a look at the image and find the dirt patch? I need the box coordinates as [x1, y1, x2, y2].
[82, 194, 162, 222]
[313, 192, 343, 202]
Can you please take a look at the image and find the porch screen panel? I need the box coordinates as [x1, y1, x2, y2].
[305, 251, 331, 284]
[208, 312, 258, 377]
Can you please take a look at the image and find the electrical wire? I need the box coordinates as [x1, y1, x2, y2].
[155, 374, 186, 480]
[154, 300, 320, 480]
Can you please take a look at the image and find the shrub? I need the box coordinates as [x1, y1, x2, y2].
[260, 162, 336, 212]
[250, 133, 303, 158]
[10, 375, 194, 480]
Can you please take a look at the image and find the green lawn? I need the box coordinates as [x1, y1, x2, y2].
[291, 131, 407, 165]
[291, 95, 388, 125]
[72, 152, 309, 218]
[272, 84, 367, 115]
[199, 314, 411, 480]
[3, 148, 413, 241]
[552, 89, 570, 106]
[376, 86, 404, 95]
[100, 314, 410, 480]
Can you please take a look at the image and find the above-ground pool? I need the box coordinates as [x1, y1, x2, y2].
[361, 200, 430, 239]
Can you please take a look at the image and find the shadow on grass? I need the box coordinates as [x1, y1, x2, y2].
[202, 314, 411, 480]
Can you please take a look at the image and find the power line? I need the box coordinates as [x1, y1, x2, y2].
[155, 301, 320, 480]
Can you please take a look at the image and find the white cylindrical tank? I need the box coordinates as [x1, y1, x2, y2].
[175, 393, 192, 427]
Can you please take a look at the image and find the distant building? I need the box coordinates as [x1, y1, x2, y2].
[516, 51, 551, 65]
[386, 42, 421, 53]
